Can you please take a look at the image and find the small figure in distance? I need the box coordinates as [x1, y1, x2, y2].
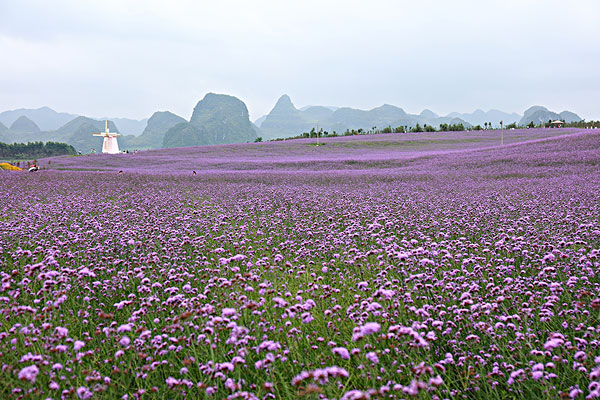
[192, 171, 197, 175]
[28, 163, 39, 172]
[118, 170, 123, 174]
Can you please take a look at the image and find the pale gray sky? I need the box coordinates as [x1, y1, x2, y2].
[1, 0, 598, 121]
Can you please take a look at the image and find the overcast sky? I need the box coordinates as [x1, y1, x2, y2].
[1, 0, 598, 121]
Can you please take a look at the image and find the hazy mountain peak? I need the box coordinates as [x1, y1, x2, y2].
[144, 111, 186, 135]
[164, 94, 256, 148]
[523, 106, 549, 117]
[10, 115, 41, 133]
[272, 94, 297, 112]
[375, 104, 405, 113]
[559, 111, 581, 123]
[260, 95, 310, 139]
[191, 93, 250, 125]
[120, 111, 186, 149]
[420, 109, 438, 119]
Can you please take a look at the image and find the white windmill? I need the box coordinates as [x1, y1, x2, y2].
[93, 120, 121, 154]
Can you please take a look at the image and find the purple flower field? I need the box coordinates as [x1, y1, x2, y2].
[1, 129, 599, 399]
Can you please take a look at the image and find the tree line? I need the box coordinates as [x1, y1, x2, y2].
[264, 119, 600, 142]
[0, 141, 76, 160]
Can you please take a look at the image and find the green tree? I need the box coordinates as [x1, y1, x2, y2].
[411, 124, 423, 133]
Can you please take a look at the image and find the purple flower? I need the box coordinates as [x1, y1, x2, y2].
[332, 347, 350, 360]
[54, 326, 68, 338]
[365, 351, 379, 363]
[76, 386, 93, 399]
[222, 308, 236, 317]
[361, 322, 381, 335]
[18, 365, 39, 383]
[117, 323, 132, 333]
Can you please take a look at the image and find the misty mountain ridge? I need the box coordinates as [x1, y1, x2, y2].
[0, 106, 147, 136]
[257, 95, 472, 139]
[446, 109, 521, 127]
[256, 96, 583, 139]
[0, 107, 78, 131]
[0, 97, 583, 151]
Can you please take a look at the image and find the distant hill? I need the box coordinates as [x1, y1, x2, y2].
[301, 106, 335, 123]
[519, 106, 582, 126]
[10, 116, 41, 134]
[559, 111, 581, 123]
[258, 95, 475, 139]
[256, 99, 585, 139]
[0, 123, 8, 143]
[447, 109, 521, 127]
[163, 93, 258, 148]
[0, 107, 78, 131]
[254, 115, 267, 127]
[126, 111, 185, 149]
[0, 106, 148, 137]
[299, 105, 338, 112]
[0, 99, 586, 149]
[420, 109, 439, 119]
[260, 95, 313, 140]
[323, 104, 409, 132]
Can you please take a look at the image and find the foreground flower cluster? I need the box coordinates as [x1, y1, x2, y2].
[1, 130, 599, 399]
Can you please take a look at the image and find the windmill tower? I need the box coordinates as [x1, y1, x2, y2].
[93, 120, 121, 154]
